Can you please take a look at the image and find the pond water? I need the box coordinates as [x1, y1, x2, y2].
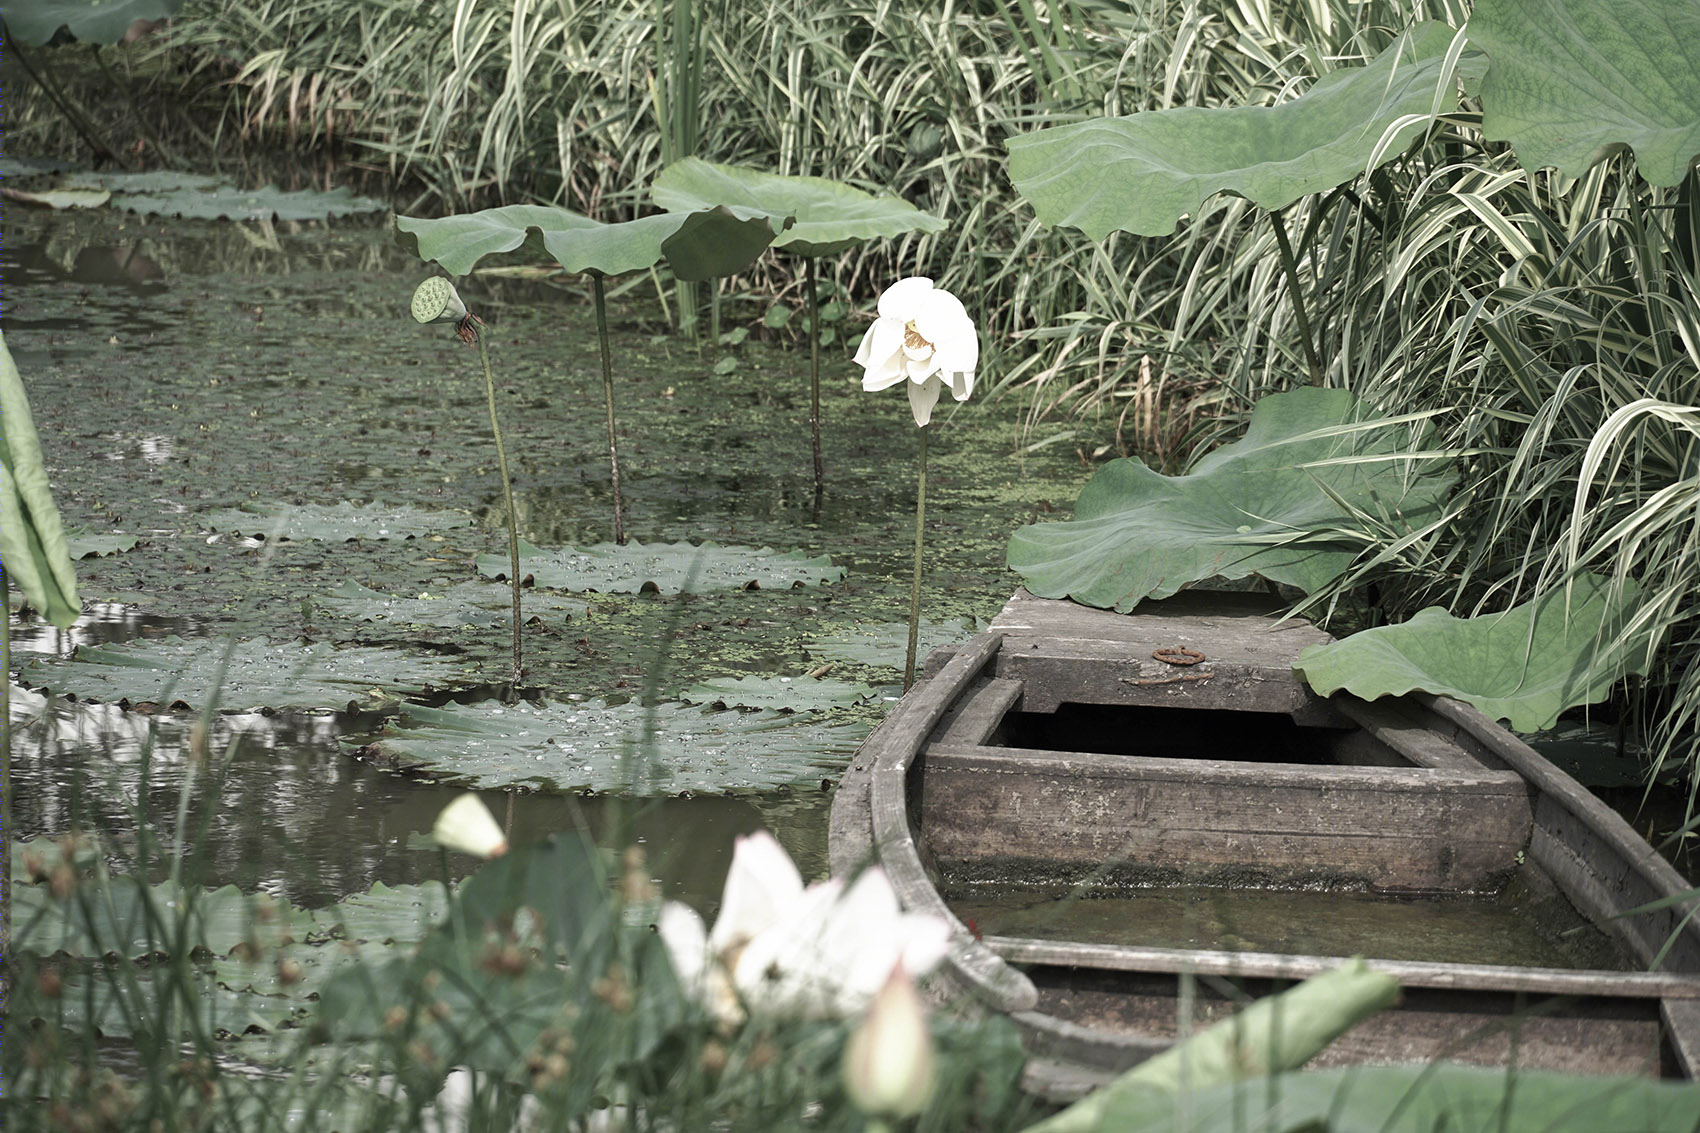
[4, 206, 1100, 912]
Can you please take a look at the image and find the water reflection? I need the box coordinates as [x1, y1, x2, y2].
[7, 601, 207, 660]
[9, 685, 831, 912]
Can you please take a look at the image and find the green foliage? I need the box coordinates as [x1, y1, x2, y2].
[1, 330, 81, 627]
[1007, 388, 1453, 609]
[475, 537, 845, 594]
[201, 500, 474, 541]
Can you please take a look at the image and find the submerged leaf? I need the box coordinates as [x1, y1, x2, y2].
[1007, 22, 1470, 239]
[1006, 388, 1453, 609]
[202, 500, 473, 542]
[477, 538, 844, 594]
[1293, 574, 1655, 732]
[652, 159, 947, 257]
[18, 636, 469, 712]
[1470, 0, 1700, 187]
[345, 698, 867, 793]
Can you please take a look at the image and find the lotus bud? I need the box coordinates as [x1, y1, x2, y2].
[432, 793, 509, 858]
[842, 963, 936, 1119]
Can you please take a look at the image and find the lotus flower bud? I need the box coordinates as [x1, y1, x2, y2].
[432, 793, 508, 858]
[842, 963, 936, 1119]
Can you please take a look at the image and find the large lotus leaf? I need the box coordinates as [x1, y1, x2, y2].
[202, 500, 473, 542]
[802, 617, 980, 670]
[64, 526, 138, 558]
[110, 183, 387, 221]
[1007, 22, 1469, 240]
[1292, 573, 1655, 732]
[651, 158, 947, 257]
[679, 674, 876, 711]
[1006, 388, 1453, 610]
[17, 636, 470, 712]
[1470, 0, 1700, 187]
[477, 538, 844, 593]
[27, 965, 312, 1040]
[1075, 1064, 1700, 1133]
[345, 698, 867, 793]
[315, 580, 586, 631]
[1, 330, 81, 627]
[14, 877, 313, 960]
[395, 202, 788, 280]
[3, 0, 181, 46]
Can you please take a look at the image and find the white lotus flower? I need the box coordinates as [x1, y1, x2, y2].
[657, 830, 950, 1024]
[432, 793, 509, 859]
[843, 963, 936, 1119]
[853, 276, 979, 427]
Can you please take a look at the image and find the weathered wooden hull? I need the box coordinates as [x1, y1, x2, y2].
[829, 591, 1700, 1100]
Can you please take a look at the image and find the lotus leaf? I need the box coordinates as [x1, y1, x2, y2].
[1, 330, 81, 627]
[1006, 22, 1471, 240]
[14, 877, 312, 960]
[58, 170, 222, 192]
[1007, 388, 1453, 609]
[477, 538, 844, 594]
[202, 500, 473, 541]
[110, 183, 387, 221]
[652, 158, 947, 257]
[311, 880, 452, 943]
[3, 0, 181, 46]
[27, 966, 311, 1040]
[64, 527, 139, 558]
[18, 636, 469, 712]
[1292, 573, 1655, 732]
[345, 698, 867, 793]
[802, 618, 979, 670]
[315, 579, 586, 631]
[394, 202, 789, 279]
[679, 674, 876, 712]
[1471, 0, 1700, 187]
[1, 186, 111, 209]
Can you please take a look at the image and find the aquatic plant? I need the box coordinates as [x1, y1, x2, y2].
[855, 277, 979, 688]
[411, 275, 525, 686]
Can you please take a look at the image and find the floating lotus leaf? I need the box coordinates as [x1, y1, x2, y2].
[1007, 23, 1470, 240]
[30, 965, 311, 1040]
[394, 202, 789, 280]
[311, 880, 452, 944]
[58, 170, 221, 193]
[17, 636, 469, 712]
[1, 186, 110, 209]
[477, 538, 844, 594]
[315, 579, 586, 631]
[1293, 574, 1655, 733]
[3, 0, 181, 46]
[109, 183, 387, 221]
[64, 526, 138, 558]
[1470, 0, 1700, 187]
[802, 617, 979, 669]
[202, 500, 473, 541]
[679, 674, 876, 712]
[345, 698, 867, 793]
[652, 158, 947, 257]
[1, 330, 81, 627]
[1006, 388, 1453, 610]
[14, 877, 313, 960]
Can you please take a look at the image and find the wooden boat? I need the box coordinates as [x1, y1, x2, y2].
[830, 590, 1700, 1100]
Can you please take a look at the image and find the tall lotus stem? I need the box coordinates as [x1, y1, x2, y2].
[592, 274, 628, 545]
[905, 425, 929, 690]
[807, 256, 824, 503]
[411, 277, 523, 686]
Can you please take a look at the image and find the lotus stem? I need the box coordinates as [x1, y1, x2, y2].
[808, 257, 825, 502]
[905, 424, 930, 691]
[473, 326, 525, 686]
[592, 274, 628, 545]
[1270, 208, 1326, 388]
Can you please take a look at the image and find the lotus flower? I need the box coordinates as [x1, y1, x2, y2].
[657, 830, 950, 1024]
[843, 963, 936, 1119]
[853, 277, 979, 427]
[432, 793, 509, 859]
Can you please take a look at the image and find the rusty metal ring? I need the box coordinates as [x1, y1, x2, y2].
[1152, 646, 1205, 666]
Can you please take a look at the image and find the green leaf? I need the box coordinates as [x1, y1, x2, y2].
[1007, 22, 1472, 240]
[344, 698, 867, 793]
[0, 330, 81, 627]
[394, 203, 788, 280]
[14, 877, 312, 960]
[202, 500, 474, 542]
[477, 538, 844, 594]
[18, 636, 470, 712]
[679, 674, 876, 711]
[94, 179, 387, 221]
[1293, 573, 1656, 732]
[63, 527, 138, 559]
[652, 158, 947, 257]
[315, 579, 586, 632]
[1470, 0, 1700, 186]
[802, 618, 979, 670]
[0, 186, 111, 209]
[1006, 388, 1453, 610]
[3, 0, 182, 46]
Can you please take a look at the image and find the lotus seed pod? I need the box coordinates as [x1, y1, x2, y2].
[411, 277, 468, 325]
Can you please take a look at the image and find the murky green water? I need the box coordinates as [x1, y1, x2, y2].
[5, 207, 1100, 910]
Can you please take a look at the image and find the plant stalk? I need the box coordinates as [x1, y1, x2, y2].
[1270, 209, 1326, 388]
[807, 257, 825, 502]
[593, 275, 628, 545]
[905, 424, 930, 691]
[475, 327, 525, 686]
